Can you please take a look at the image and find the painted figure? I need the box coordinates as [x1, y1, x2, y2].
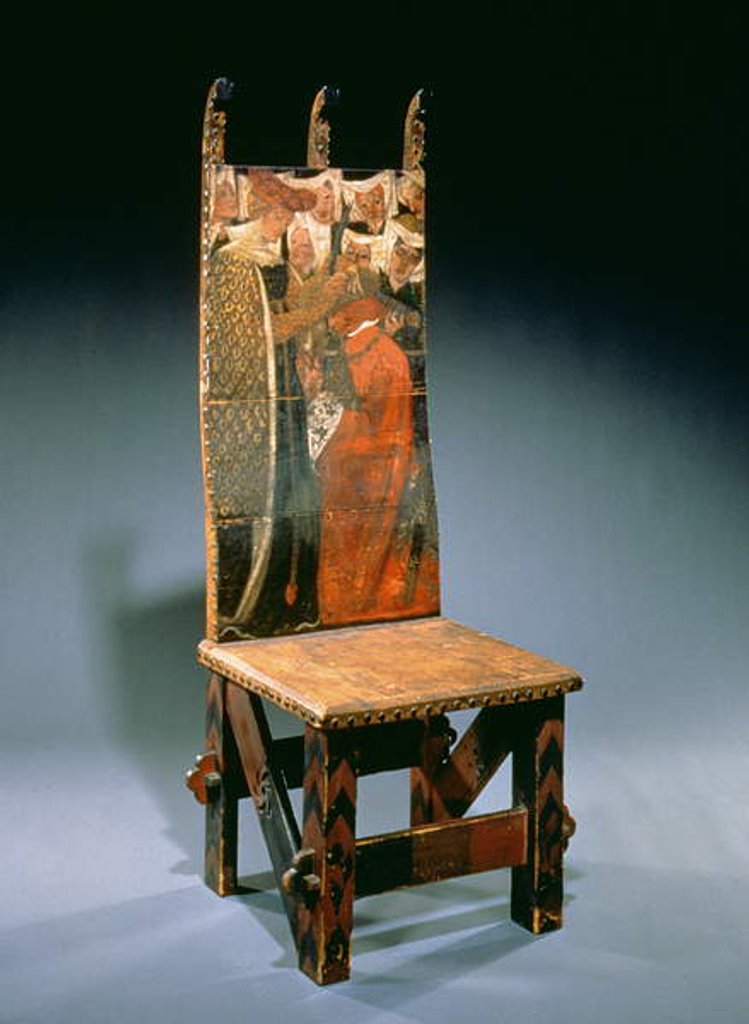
[314, 296, 414, 623]
[285, 170, 342, 270]
[394, 169, 425, 234]
[208, 170, 347, 635]
[205, 166, 438, 638]
[343, 172, 395, 236]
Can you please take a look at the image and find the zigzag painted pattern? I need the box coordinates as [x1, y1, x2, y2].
[410, 718, 451, 825]
[204, 675, 238, 896]
[297, 728, 357, 984]
[535, 719, 564, 925]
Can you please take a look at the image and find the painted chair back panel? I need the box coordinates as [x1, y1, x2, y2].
[200, 97, 439, 640]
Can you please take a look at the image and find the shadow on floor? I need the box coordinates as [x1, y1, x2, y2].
[83, 533, 302, 879]
[6, 859, 745, 1024]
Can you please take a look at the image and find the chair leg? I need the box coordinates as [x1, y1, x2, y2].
[296, 726, 357, 985]
[204, 674, 239, 896]
[511, 695, 565, 934]
[410, 715, 452, 825]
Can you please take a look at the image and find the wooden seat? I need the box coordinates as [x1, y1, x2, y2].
[186, 81, 584, 986]
[197, 616, 582, 727]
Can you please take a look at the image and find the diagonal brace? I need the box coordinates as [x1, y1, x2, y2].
[412, 705, 512, 823]
[225, 686, 301, 932]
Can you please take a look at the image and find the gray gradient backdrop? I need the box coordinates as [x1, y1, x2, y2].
[2, 22, 748, 1024]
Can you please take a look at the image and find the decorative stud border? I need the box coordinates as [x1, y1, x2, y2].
[197, 640, 583, 729]
[200, 78, 230, 641]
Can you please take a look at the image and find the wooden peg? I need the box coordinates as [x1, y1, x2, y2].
[282, 848, 321, 906]
[185, 751, 221, 805]
[562, 804, 577, 850]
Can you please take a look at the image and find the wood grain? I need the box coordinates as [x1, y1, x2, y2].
[225, 684, 301, 933]
[511, 696, 566, 934]
[225, 686, 301, 931]
[274, 718, 425, 789]
[410, 715, 453, 825]
[296, 727, 357, 985]
[428, 705, 513, 819]
[203, 674, 239, 896]
[198, 616, 583, 727]
[356, 808, 527, 897]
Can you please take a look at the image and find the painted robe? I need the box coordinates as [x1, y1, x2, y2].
[316, 322, 416, 624]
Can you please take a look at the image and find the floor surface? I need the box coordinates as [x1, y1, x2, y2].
[2, 738, 746, 1024]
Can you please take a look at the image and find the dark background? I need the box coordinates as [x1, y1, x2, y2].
[8, 8, 747, 324]
[4, 7, 746, 741]
[2, 8, 747, 1021]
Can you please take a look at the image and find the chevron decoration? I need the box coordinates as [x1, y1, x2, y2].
[410, 716, 451, 825]
[296, 727, 357, 985]
[204, 674, 239, 896]
[511, 696, 565, 933]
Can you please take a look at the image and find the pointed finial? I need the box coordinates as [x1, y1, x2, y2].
[202, 77, 233, 167]
[403, 89, 426, 171]
[307, 85, 339, 168]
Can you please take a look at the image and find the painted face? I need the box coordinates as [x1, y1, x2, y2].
[214, 178, 238, 220]
[402, 180, 425, 218]
[313, 181, 335, 224]
[389, 238, 422, 281]
[261, 204, 294, 241]
[289, 225, 315, 273]
[357, 184, 386, 227]
[344, 240, 372, 268]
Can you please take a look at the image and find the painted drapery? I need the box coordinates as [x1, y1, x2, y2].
[201, 165, 439, 639]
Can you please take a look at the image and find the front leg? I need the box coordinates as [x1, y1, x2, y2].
[296, 726, 357, 985]
[203, 674, 240, 895]
[511, 696, 566, 933]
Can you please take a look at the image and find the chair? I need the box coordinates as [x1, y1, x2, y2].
[186, 80, 583, 986]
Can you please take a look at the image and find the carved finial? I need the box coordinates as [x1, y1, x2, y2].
[215, 77, 234, 103]
[202, 78, 233, 168]
[403, 89, 426, 171]
[307, 85, 338, 168]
